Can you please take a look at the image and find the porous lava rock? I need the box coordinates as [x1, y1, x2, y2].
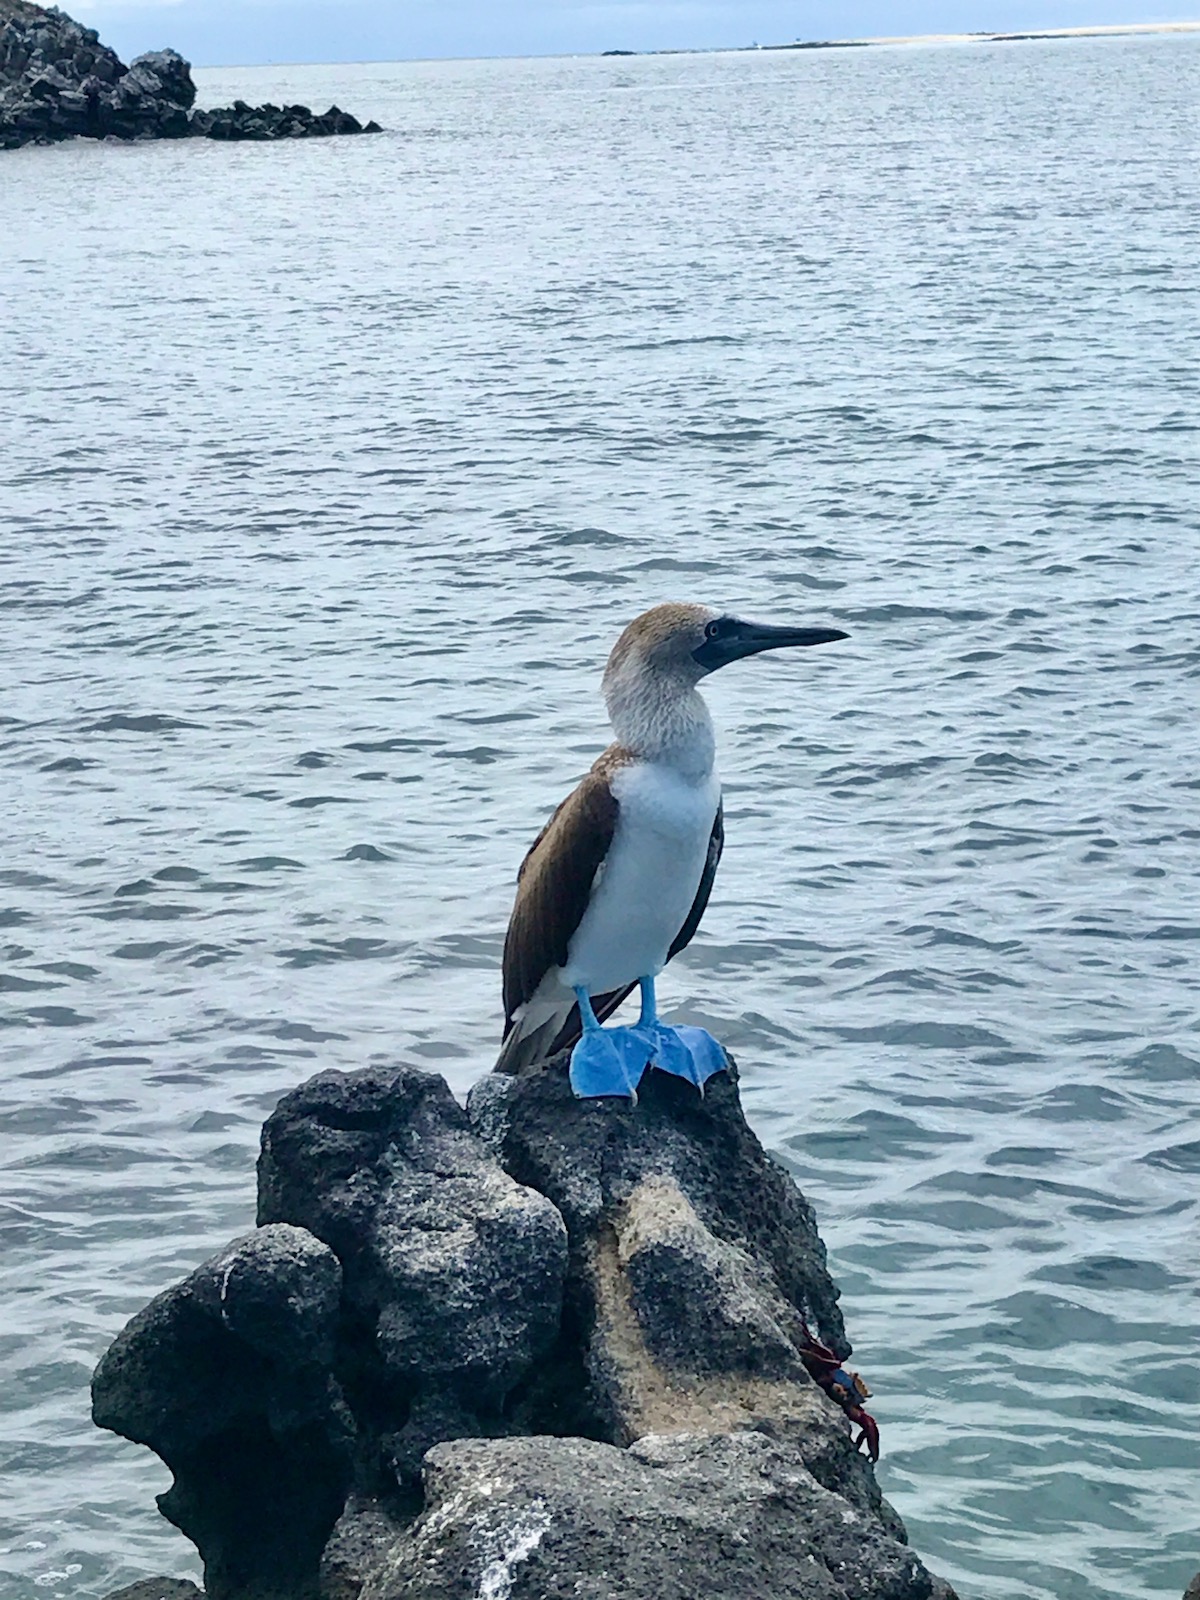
[256, 1063, 569, 1490]
[467, 1062, 855, 1452]
[357, 1431, 935, 1600]
[92, 1223, 353, 1600]
[0, 0, 380, 148]
[103, 1582, 204, 1600]
[94, 1055, 956, 1600]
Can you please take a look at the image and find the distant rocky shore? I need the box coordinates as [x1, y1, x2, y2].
[92, 1054, 960, 1600]
[0, 0, 380, 150]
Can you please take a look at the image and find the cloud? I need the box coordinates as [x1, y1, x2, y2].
[73, 0, 186, 12]
[75, 0, 1200, 69]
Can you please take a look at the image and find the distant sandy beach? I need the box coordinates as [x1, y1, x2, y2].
[608, 20, 1200, 60]
[765, 21, 1200, 50]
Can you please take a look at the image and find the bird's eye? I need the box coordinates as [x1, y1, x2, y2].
[704, 619, 723, 640]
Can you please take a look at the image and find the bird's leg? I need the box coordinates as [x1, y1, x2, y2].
[636, 974, 658, 1028]
[576, 987, 603, 1032]
[568, 985, 649, 1102]
[629, 974, 728, 1094]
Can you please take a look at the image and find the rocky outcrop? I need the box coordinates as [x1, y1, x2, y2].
[361, 1432, 931, 1600]
[0, 0, 380, 149]
[256, 1064, 569, 1493]
[92, 1224, 354, 1600]
[189, 101, 376, 142]
[466, 1066, 869, 1484]
[94, 1054, 956, 1600]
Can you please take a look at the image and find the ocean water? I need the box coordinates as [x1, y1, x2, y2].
[1, 33, 1198, 1600]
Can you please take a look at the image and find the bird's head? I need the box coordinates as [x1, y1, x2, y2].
[601, 604, 847, 762]
[604, 602, 847, 697]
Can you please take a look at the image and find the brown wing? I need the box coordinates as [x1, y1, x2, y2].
[502, 768, 619, 1029]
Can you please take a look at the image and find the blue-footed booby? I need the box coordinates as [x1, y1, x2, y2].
[497, 603, 847, 1098]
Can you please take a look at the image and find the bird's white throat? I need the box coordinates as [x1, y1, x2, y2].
[604, 673, 716, 781]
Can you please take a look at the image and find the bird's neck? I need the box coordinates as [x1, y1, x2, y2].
[606, 677, 715, 781]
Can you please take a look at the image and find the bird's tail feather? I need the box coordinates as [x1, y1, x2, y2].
[494, 983, 636, 1076]
[494, 1002, 573, 1075]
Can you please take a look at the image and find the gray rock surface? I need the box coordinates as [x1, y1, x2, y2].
[360, 1431, 933, 1600]
[466, 1058, 879, 1514]
[258, 1063, 569, 1489]
[0, 0, 380, 148]
[320, 1498, 409, 1600]
[1183, 1571, 1200, 1600]
[94, 1055, 955, 1600]
[93, 1223, 352, 1600]
[102, 1581, 204, 1600]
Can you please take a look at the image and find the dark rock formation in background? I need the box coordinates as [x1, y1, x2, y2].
[93, 1055, 957, 1600]
[0, 0, 381, 150]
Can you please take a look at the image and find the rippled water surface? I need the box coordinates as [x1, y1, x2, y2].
[2, 35, 1199, 1600]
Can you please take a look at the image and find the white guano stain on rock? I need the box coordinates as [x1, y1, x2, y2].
[475, 1505, 552, 1600]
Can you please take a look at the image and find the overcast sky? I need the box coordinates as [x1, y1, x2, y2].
[73, 0, 1198, 69]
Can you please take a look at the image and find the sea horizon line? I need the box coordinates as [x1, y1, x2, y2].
[188, 19, 1200, 74]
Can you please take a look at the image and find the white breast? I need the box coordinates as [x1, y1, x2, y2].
[560, 761, 720, 996]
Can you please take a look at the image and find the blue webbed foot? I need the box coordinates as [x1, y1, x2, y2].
[569, 1024, 652, 1101]
[568, 981, 728, 1100]
[637, 1022, 728, 1092]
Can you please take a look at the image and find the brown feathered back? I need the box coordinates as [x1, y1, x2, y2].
[501, 755, 622, 1026]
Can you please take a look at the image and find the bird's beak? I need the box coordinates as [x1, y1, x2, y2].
[692, 618, 848, 672]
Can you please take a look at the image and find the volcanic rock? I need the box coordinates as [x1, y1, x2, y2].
[103, 1582, 204, 1600]
[257, 1063, 569, 1490]
[93, 1223, 352, 1600]
[94, 1054, 956, 1600]
[0, 0, 380, 148]
[357, 1431, 933, 1600]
